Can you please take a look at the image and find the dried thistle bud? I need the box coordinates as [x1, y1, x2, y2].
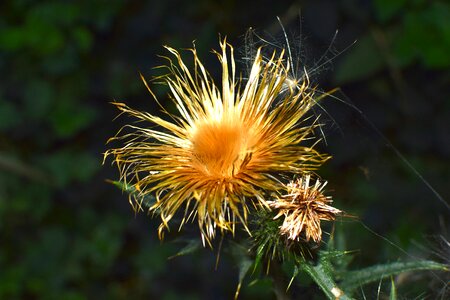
[269, 175, 342, 243]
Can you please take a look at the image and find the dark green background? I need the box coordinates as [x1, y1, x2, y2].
[1, 0, 449, 299]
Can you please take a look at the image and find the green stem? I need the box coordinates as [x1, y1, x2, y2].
[301, 262, 353, 300]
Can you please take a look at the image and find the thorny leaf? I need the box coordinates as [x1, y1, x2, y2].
[340, 260, 449, 293]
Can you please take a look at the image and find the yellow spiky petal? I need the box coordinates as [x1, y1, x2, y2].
[105, 39, 329, 245]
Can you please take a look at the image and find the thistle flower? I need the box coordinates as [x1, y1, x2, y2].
[105, 39, 329, 244]
[269, 174, 341, 243]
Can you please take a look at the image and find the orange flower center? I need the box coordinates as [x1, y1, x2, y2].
[191, 121, 251, 178]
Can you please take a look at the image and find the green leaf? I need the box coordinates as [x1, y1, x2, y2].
[225, 241, 254, 299]
[110, 180, 136, 194]
[321, 246, 352, 261]
[234, 254, 252, 300]
[340, 260, 448, 293]
[300, 260, 353, 300]
[109, 180, 156, 208]
[168, 240, 201, 259]
[389, 277, 397, 300]
[334, 34, 385, 85]
[253, 243, 265, 272]
[287, 265, 300, 290]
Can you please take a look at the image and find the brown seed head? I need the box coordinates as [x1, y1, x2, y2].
[269, 174, 341, 243]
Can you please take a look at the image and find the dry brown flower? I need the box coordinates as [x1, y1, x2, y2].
[269, 174, 341, 243]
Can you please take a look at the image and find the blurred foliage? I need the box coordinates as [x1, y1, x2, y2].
[0, 0, 449, 299]
[335, 0, 450, 83]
